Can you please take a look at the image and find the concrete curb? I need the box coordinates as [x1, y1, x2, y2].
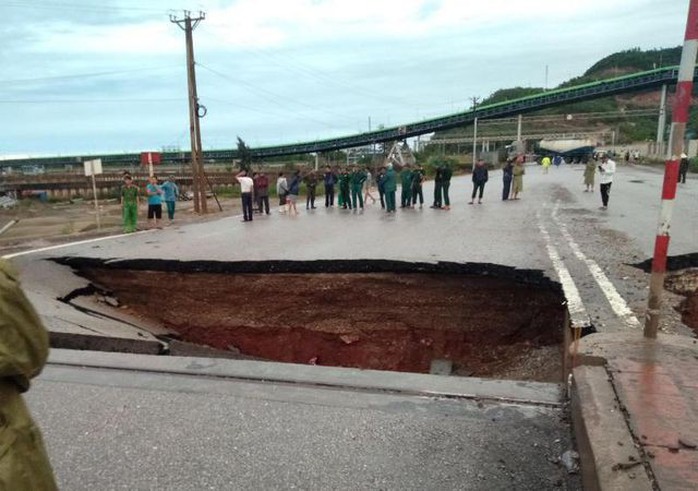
[49, 332, 162, 355]
[571, 365, 653, 491]
[48, 348, 563, 406]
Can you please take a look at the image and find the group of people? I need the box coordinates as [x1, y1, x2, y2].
[235, 162, 463, 217]
[120, 173, 180, 232]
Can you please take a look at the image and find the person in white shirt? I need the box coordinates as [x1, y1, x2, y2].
[236, 170, 255, 222]
[598, 154, 616, 210]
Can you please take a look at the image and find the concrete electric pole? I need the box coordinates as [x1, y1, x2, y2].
[644, 0, 698, 338]
[471, 96, 480, 170]
[170, 11, 208, 214]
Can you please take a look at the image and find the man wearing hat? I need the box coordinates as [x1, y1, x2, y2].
[679, 153, 689, 184]
[598, 153, 616, 210]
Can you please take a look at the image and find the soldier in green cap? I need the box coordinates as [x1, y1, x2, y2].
[349, 166, 367, 210]
[383, 163, 397, 212]
[400, 164, 413, 208]
[0, 259, 58, 490]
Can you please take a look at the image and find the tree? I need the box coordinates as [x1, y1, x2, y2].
[236, 137, 252, 172]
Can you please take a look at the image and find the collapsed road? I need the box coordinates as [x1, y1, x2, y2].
[6, 165, 697, 489]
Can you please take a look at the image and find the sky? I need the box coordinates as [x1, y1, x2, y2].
[0, 0, 690, 158]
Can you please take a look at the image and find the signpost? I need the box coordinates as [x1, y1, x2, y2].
[84, 158, 103, 230]
[140, 152, 161, 177]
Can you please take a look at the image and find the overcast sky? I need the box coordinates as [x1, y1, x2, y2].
[0, 0, 690, 158]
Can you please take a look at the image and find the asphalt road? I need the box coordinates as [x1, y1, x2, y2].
[28, 362, 578, 490]
[10, 161, 697, 337]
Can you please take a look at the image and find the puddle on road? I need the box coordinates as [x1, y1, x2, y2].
[53, 258, 568, 382]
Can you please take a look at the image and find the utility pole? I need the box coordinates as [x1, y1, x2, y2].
[656, 84, 668, 151]
[170, 11, 207, 214]
[645, 0, 698, 338]
[471, 96, 480, 170]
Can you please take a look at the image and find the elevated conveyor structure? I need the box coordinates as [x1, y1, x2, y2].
[2, 65, 692, 168]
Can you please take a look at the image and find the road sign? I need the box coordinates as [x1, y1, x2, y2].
[84, 159, 102, 230]
[84, 159, 103, 177]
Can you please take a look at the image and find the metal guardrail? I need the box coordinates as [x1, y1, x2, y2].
[0, 65, 687, 167]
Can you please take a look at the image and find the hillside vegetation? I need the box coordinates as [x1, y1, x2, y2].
[436, 47, 697, 143]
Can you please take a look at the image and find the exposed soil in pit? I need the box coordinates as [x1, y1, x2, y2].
[80, 267, 566, 382]
[666, 268, 698, 335]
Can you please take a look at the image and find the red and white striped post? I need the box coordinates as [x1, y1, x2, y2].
[644, 0, 698, 338]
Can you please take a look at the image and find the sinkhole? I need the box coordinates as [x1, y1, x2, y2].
[56, 258, 569, 382]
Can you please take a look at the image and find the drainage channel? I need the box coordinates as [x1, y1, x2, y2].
[54, 257, 571, 383]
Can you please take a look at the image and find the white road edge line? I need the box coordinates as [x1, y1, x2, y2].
[551, 203, 641, 329]
[2, 211, 249, 260]
[1, 231, 149, 260]
[536, 211, 589, 327]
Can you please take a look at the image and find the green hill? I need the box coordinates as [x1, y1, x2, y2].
[434, 46, 694, 144]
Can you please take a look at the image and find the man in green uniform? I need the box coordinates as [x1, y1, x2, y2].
[349, 166, 367, 210]
[383, 163, 397, 213]
[0, 259, 58, 490]
[339, 168, 352, 209]
[400, 164, 413, 208]
[303, 171, 318, 210]
[441, 163, 453, 210]
[411, 164, 425, 208]
[120, 175, 140, 233]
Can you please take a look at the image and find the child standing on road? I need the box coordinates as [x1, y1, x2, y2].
[121, 175, 140, 233]
[146, 175, 164, 229]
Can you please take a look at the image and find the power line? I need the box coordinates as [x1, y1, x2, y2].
[236, 45, 414, 108]
[196, 62, 353, 129]
[0, 98, 180, 104]
[0, 65, 178, 86]
[3, 0, 182, 15]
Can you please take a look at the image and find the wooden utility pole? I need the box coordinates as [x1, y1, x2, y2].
[170, 11, 207, 214]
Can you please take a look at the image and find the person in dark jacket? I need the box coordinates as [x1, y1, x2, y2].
[441, 164, 453, 210]
[338, 168, 352, 209]
[502, 159, 514, 200]
[679, 153, 689, 184]
[286, 170, 301, 216]
[431, 165, 443, 209]
[399, 164, 413, 208]
[256, 172, 270, 214]
[323, 166, 337, 207]
[469, 159, 489, 204]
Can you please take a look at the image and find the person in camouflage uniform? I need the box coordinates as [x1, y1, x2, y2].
[349, 166, 367, 210]
[0, 259, 58, 491]
[120, 175, 140, 233]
